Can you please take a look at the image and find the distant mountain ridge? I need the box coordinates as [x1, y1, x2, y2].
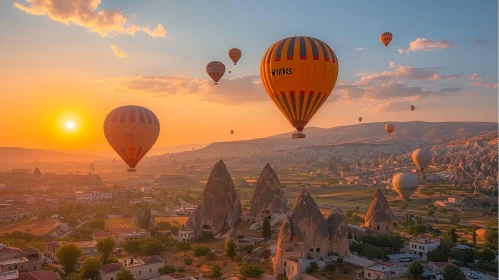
[0, 147, 105, 164]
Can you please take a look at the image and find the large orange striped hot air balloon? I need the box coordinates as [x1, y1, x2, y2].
[260, 36, 339, 139]
[206, 61, 225, 85]
[104, 105, 160, 172]
[380, 32, 393, 47]
[228, 48, 242, 65]
[385, 123, 395, 135]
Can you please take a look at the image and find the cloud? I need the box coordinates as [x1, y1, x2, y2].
[398, 38, 456, 54]
[473, 38, 489, 45]
[485, 76, 491, 79]
[466, 74, 481, 80]
[439, 87, 463, 92]
[469, 81, 498, 89]
[13, 0, 166, 38]
[363, 100, 414, 113]
[110, 45, 127, 58]
[355, 48, 364, 51]
[107, 74, 267, 104]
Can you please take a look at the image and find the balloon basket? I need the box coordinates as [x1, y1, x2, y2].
[127, 168, 136, 172]
[292, 132, 306, 139]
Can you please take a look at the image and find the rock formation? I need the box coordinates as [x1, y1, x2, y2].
[387, 154, 397, 164]
[371, 157, 379, 167]
[136, 207, 155, 229]
[186, 160, 241, 237]
[273, 189, 350, 276]
[364, 188, 393, 234]
[250, 163, 288, 222]
[33, 167, 41, 176]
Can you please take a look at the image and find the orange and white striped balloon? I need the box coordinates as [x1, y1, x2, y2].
[228, 48, 242, 65]
[206, 61, 225, 85]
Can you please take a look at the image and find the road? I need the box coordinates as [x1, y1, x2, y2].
[59, 220, 89, 238]
[462, 267, 498, 280]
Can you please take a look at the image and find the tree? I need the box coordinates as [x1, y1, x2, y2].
[241, 245, 254, 254]
[183, 256, 193, 265]
[262, 217, 271, 238]
[305, 262, 319, 274]
[480, 249, 496, 262]
[408, 224, 427, 236]
[416, 216, 422, 225]
[64, 273, 83, 280]
[433, 228, 442, 237]
[140, 239, 162, 256]
[159, 264, 176, 274]
[198, 231, 214, 242]
[116, 268, 135, 280]
[485, 229, 498, 250]
[56, 243, 82, 274]
[408, 262, 424, 280]
[193, 245, 211, 260]
[450, 213, 461, 225]
[225, 238, 237, 260]
[206, 252, 217, 262]
[175, 241, 191, 255]
[43, 263, 60, 272]
[87, 219, 105, 230]
[446, 227, 458, 244]
[442, 265, 466, 280]
[259, 249, 271, 259]
[81, 256, 101, 280]
[97, 237, 116, 265]
[207, 264, 222, 279]
[239, 264, 265, 279]
[124, 239, 141, 254]
[427, 249, 448, 262]
[336, 257, 343, 264]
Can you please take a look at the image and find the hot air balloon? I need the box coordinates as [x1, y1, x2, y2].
[229, 71, 232, 74]
[380, 32, 393, 47]
[104, 105, 160, 172]
[206, 61, 225, 85]
[228, 48, 242, 65]
[410, 105, 415, 111]
[260, 36, 339, 139]
[358, 117, 363, 123]
[385, 123, 395, 135]
[412, 148, 433, 172]
[230, 130, 234, 135]
[392, 173, 419, 200]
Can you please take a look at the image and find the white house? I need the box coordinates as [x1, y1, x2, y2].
[176, 228, 194, 242]
[408, 237, 440, 260]
[363, 262, 394, 280]
[99, 256, 164, 280]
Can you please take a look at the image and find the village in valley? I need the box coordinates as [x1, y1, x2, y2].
[0, 133, 497, 280]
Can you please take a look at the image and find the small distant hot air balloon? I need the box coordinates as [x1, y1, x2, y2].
[206, 61, 225, 85]
[229, 71, 232, 74]
[228, 48, 242, 65]
[385, 123, 395, 135]
[392, 173, 419, 200]
[410, 105, 415, 111]
[380, 32, 393, 47]
[358, 117, 363, 123]
[230, 130, 234, 135]
[412, 148, 433, 173]
[104, 105, 160, 172]
[260, 36, 339, 139]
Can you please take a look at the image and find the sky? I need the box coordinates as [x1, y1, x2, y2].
[0, 0, 497, 151]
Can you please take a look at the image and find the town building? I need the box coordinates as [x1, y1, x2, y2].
[0, 245, 42, 272]
[118, 231, 151, 245]
[387, 253, 420, 263]
[176, 228, 194, 242]
[428, 262, 451, 278]
[363, 262, 394, 280]
[99, 256, 164, 280]
[18, 271, 60, 280]
[408, 237, 440, 260]
[0, 205, 18, 223]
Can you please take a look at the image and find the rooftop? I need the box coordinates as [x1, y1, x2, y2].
[429, 262, 451, 269]
[365, 262, 394, 272]
[410, 237, 440, 244]
[0, 257, 29, 265]
[0, 271, 18, 280]
[387, 253, 420, 259]
[99, 263, 122, 274]
[19, 271, 60, 280]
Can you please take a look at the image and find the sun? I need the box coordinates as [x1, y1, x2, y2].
[65, 120, 76, 130]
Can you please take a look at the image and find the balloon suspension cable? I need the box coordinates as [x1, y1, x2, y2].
[292, 131, 306, 139]
[127, 168, 136, 172]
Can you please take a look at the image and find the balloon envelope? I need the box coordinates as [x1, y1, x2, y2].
[385, 123, 395, 135]
[104, 105, 160, 171]
[380, 32, 393, 47]
[230, 130, 234, 135]
[206, 61, 225, 85]
[228, 48, 242, 65]
[260, 36, 339, 139]
[412, 148, 433, 172]
[392, 173, 419, 200]
[358, 117, 363, 122]
[410, 105, 415, 111]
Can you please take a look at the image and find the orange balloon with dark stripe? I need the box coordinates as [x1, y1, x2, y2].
[260, 36, 339, 138]
[104, 105, 160, 171]
[380, 32, 393, 47]
[228, 48, 242, 65]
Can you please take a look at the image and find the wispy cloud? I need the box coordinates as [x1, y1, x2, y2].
[473, 38, 489, 45]
[110, 45, 127, 58]
[13, 0, 166, 38]
[103, 74, 267, 104]
[362, 100, 414, 113]
[439, 87, 463, 92]
[355, 48, 364, 51]
[398, 38, 456, 54]
[469, 81, 498, 89]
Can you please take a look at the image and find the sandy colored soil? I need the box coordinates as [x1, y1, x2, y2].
[0, 219, 57, 235]
[105, 218, 135, 229]
[156, 217, 189, 225]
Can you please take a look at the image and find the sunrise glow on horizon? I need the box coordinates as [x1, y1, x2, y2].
[0, 0, 497, 151]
